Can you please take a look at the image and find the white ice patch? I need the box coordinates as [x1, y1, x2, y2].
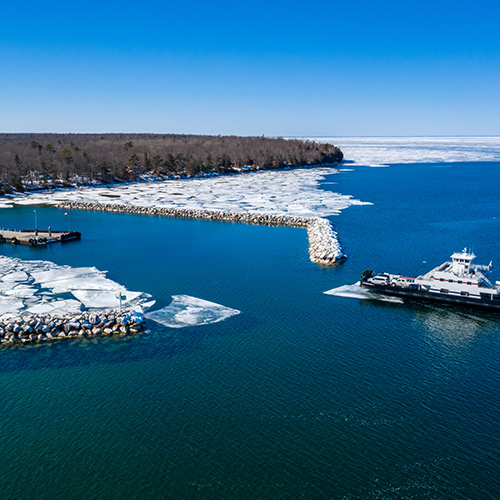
[26, 299, 83, 316]
[4, 285, 37, 298]
[146, 295, 240, 328]
[7, 167, 368, 217]
[30, 267, 102, 284]
[71, 290, 143, 308]
[0, 255, 154, 317]
[0, 297, 25, 318]
[1, 271, 29, 283]
[324, 282, 404, 304]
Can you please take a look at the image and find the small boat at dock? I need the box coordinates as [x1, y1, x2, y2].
[360, 249, 500, 311]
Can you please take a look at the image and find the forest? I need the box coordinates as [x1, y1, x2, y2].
[0, 133, 343, 194]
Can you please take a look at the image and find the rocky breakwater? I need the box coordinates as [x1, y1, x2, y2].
[307, 217, 346, 265]
[0, 309, 145, 344]
[55, 201, 346, 265]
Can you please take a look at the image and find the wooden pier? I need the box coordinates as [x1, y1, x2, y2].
[0, 229, 81, 247]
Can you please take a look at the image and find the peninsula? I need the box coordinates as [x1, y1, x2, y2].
[0, 133, 343, 193]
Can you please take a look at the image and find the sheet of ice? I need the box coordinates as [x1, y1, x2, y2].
[0, 255, 153, 317]
[71, 290, 143, 308]
[31, 267, 102, 284]
[4, 285, 37, 298]
[24, 301, 57, 315]
[8, 167, 369, 217]
[307, 136, 500, 166]
[324, 283, 404, 304]
[0, 297, 25, 317]
[42, 299, 83, 315]
[1, 271, 29, 283]
[146, 295, 240, 328]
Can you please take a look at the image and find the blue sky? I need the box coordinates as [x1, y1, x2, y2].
[1, 0, 499, 136]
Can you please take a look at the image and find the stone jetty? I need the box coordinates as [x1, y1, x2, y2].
[307, 217, 346, 265]
[55, 201, 347, 265]
[0, 309, 145, 344]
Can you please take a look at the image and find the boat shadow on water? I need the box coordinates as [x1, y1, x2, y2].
[361, 294, 500, 340]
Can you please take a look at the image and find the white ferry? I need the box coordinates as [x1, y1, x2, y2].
[360, 249, 500, 310]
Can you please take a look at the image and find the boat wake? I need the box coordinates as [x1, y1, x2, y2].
[324, 282, 404, 303]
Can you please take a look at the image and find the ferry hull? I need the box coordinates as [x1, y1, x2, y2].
[360, 281, 500, 311]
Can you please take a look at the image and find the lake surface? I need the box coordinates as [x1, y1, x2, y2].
[1, 161, 500, 499]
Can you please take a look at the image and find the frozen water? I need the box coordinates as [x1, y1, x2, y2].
[308, 136, 500, 166]
[25, 299, 83, 316]
[7, 167, 369, 217]
[146, 295, 240, 328]
[71, 290, 143, 309]
[50, 276, 121, 294]
[0, 297, 25, 317]
[24, 301, 59, 315]
[4, 285, 37, 298]
[0, 256, 153, 317]
[30, 267, 102, 284]
[1, 271, 29, 283]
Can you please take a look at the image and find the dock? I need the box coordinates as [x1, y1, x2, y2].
[0, 229, 81, 247]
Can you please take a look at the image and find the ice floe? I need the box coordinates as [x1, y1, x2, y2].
[308, 136, 500, 166]
[145, 295, 240, 328]
[2, 167, 369, 217]
[0, 256, 154, 319]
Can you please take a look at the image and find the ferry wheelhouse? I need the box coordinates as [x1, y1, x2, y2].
[360, 249, 500, 310]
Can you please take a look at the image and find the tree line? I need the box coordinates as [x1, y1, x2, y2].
[0, 133, 343, 194]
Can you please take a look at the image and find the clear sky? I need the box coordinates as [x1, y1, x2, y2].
[1, 0, 499, 136]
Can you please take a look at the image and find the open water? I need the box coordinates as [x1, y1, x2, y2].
[1, 161, 500, 499]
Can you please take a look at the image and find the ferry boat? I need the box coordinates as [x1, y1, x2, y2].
[360, 249, 500, 311]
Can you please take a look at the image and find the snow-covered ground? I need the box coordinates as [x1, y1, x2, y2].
[1, 167, 369, 217]
[308, 136, 500, 166]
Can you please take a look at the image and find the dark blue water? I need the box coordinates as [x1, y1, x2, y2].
[1, 162, 500, 499]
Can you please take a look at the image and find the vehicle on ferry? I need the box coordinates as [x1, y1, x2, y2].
[360, 249, 500, 310]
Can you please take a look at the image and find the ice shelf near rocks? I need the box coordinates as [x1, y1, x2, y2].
[0, 255, 154, 320]
[0, 256, 244, 342]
